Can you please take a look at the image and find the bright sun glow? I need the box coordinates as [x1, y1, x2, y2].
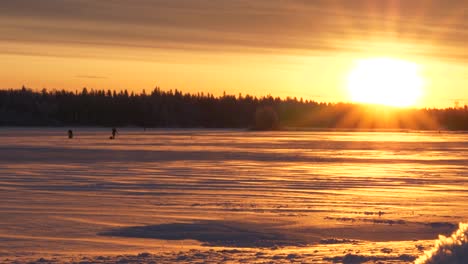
[347, 58, 424, 107]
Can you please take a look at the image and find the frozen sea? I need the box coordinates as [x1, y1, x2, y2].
[0, 128, 467, 263]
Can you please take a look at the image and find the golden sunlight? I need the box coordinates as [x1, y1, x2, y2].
[347, 58, 424, 107]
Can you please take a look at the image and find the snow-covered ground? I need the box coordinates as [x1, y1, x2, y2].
[0, 128, 466, 263]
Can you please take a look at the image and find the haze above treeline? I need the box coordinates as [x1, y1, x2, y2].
[1, 87, 467, 131]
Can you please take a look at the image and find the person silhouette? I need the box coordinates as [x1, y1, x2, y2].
[110, 128, 117, 139]
[67, 129, 73, 139]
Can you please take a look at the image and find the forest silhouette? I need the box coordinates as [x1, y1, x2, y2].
[0, 87, 467, 130]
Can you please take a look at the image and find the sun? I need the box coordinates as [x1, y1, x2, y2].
[347, 57, 424, 107]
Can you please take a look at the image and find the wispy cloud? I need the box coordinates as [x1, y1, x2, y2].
[0, 0, 466, 61]
[75, 75, 107, 79]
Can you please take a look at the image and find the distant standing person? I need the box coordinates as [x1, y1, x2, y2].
[111, 127, 117, 139]
[67, 129, 73, 139]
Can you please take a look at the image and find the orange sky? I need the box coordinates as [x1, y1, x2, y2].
[0, 0, 467, 108]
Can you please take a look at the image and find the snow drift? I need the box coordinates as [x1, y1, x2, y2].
[415, 223, 468, 264]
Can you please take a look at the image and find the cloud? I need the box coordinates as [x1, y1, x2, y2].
[0, 0, 466, 61]
[75, 75, 107, 79]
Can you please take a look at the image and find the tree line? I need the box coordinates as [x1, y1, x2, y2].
[0, 86, 467, 130]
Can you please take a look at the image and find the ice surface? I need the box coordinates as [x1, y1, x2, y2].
[0, 128, 466, 263]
